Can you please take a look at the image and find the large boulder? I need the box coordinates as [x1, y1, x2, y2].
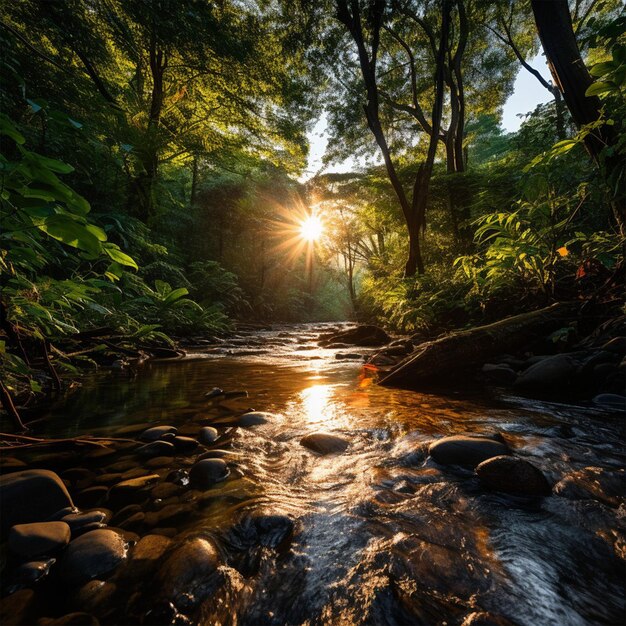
[475, 456, 551, 496]
[429, 435, 510, 468]
[0, 469, 74, 534]
[513, 354, 578, 395]
[300, 432, 349, 455]
[56, 529, 128, 586]
[8, 521, 71, 558]
[320, 325, 391, 347]
[189, 459, 229, 489]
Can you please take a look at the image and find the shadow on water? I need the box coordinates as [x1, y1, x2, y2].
[15, 323, 626, 625]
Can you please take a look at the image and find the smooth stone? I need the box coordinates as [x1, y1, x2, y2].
[481, 363, 517, 386]
[476, 456, 551, 496]
[0, 470, 74, 534]
[9, 521, 71, 558]
[104, 460, 136, 473]
[173, 436, 199, 453]
[145, 504, 192, 528]
[151, 483, 182, 500]
[156, 537, 220, 609]
[238, 411, 273, 426]
[73, 580, 116, 614]
[137, 441, 176, 458]
[122, 535, 172, 580]
[198, 427, 219, 445]
[248, 510, 294, 549]
[0, 457, 27, 473]
[0, 589, 35, 626]
[335, 353, 363, 360]
[554, 467, 625, 508]
[321, 324, 390, 347]
[139, 426, 177, 442]
[197, 449, 237, 461]
[145, 456, 175, 469]
[61, 468, 96, 487]
[189, 459, 229, 489]
[429, 435, 510, 467]
[592, 393, 626, 412]
[57, 529, 128, 586]
[117, 512, 146, 532]
[108, 475, 160, 508]
[109, 505, 142, 527]
[62, 511, 111, 534]
[38, 612, 100, 625]
[94, 473, 123, 486]
[514, 354, 578, 395]
[15, 558, 56, 584]
[300, 432, 349, 455]
[119, 467, 149, 481]
[74, 487, 108, 508]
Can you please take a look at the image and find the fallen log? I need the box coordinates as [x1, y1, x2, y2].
[379, 302, 580, 389]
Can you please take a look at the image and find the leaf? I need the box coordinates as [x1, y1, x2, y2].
[104, 244, 138, 270]
[585, 82, 613, 96]
[38, 216, 103, 255]
[0, 114, 25, 144]
[163, 287, 189, 306]
[30, 379, 42, 392]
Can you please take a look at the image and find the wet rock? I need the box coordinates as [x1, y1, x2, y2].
[238, 411, 273, 426]
[57, 529, 128, 586]
[145, 456, 175, 469]
[145, 504, 193, 528]
[151, 482, 182, 500]
[475, 456, 551, 496]
[481, 363, 517, 386]
[300, 432, 349, 455]
[137, 441, 175, 458]
[9, 521, 71, 558]
[197, 449, 238, 461]
[109, 505, 142, 528]
[335, 352, 363, 360]
[108, 475, 159, 508]
[248, 511, 295, 549]
[105, 460, 136, 473]
[122, 534, 172, 580]
[119, 467, 148, 481]
[173, 436, 199, 453]
[61, 468, 96, 489]
[0, 469, 74, 534]
[74, 487, 108, 509]
[62, 511, 111, 536]
[15, 558, 56, 584]
[94, 473, 123, 486]
[73, 580, 116, 615]
[189, 459, 229, 489]
[428, 435, 510, 468]
[592, 393, 626, 412]
[601, 336, 626, 355]
[198, 427, 219, 445]
[0, 589, 35, 626]
[165, 469, 188, 485]
[156, 537, 221, 609]
[321, 324, 391, 347]
[514, 354, 578, 395]
[38, 612, 100, 625]
[139, 426, 177, 442]
[117, 512, 145, 533]
[554, 467, 625, 508]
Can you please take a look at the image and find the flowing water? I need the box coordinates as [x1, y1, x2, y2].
[10, 323, 626, 625]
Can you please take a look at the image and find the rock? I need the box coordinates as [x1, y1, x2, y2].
[38, 612, 100, 625]
[74, 487, 108, 509]
[122, 534, 171, 580]
[475, 456, 551, 496]
[139, 425, 177, 442]
[9, 521, 71, 558]
[248, 510, 295, 549]
[61, 468, 96, 488]
[335, 353, 363, 360]
[0, 457, 27, 473]
[601, 336, 626, 355]
[117, 512, 145, 533]
[145, 504, 193, 528]
[151, 482, 182, 500]
[94, 473, 123, 487]
[204, 387, 224, 400]
[300, 432, 349, 455]
[109, 505, 143, 527]
[62, 511, 111, 535]
[156, 537, 221, 609]
[0, 589, 35, 626]
[173, 436, 199, 453]
[144, 456, 175, 469]
[320, 324, 391, 347]
[189, 459, 229, 489]
[119, 467, 148, 481]
[136, 441, 175, 458]
[514, 354, 578, 395]
[0, 469, 74, 534]
[429, 435, 510, 467]
[57, 529, 128, 586]
[15, 558, 56, 584]
[198, 427, 219, 445]
[238, 411, 273, 426]
[592, 393, 626, 412]
[73, 580, 116, 615]
[481, 363, 517, 386]
[108, 475, 159, 508]
[197, 449, 238, 461]
[554, 467, 625, 508]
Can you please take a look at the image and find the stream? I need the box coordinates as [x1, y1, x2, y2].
[4, 323, 625, 625]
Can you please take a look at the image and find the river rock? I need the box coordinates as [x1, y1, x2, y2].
[57, 529, 128, 586]
[122, 534, 172, 580]
[198, 427, 219, 445]
[321, 324, 391, 347]
[156, 537, 221, 609]
[0, 589, 35, 626]
[475, 456, 551, 496]
[73, 580, 117, 615]
[0, 469, 74, 534]
[139, 425, 177, 442]
[15, 558, 56, 584]
[601, 336, 626, 354]
[108, 475, 159, 508]
[9, 521, 71, 558]
[249, 510, 295, 549]
[173, 436, 199, 453]
[0, 457, 27, 473]
[335, 353, 363, 360]
[74, 486, 108, 509]
[481, 363, 517, 386]
[145, 503, 193, 528]
[554, 467, 625, 508]
[592, 393, 626, 412]
[300, 432, 349, 455]
[429, 435, 510, 467]
[62, 511, 111, 535]
[198, 449, 237, 461]
[514, 354, 578, 395]
[136, 441, 176, 458]
[238, 411, 273, 426]
[189, 459, 229, 489]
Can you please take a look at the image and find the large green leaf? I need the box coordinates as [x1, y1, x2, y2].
[38, 216, 103, 256]
[104, 244, 138, 270]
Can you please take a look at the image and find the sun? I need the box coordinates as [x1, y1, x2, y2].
[300, 215, 323, 242]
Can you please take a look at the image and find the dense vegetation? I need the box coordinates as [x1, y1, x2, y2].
[1, 0, 624, 409]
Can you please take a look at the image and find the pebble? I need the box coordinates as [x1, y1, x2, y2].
[300, 432, 349, 455]
[137, 441, 176, 458]
[9, 521, 71, 558]
[139, 426, 177, 442]
[0, 589, 35, 626]
[238, 411, 273, 426]
[74, 486, 108, 509]
[108, 475, 160, 508]
[189, 459, 229, 489]
[429, 435, 510, 467]
[198, 427, 219, 445]
[475, 456, 551, 496]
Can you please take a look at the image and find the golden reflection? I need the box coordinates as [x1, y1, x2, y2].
[300, 384, 332, 423]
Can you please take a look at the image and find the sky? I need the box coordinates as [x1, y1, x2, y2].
[301, 54, 553, 181]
